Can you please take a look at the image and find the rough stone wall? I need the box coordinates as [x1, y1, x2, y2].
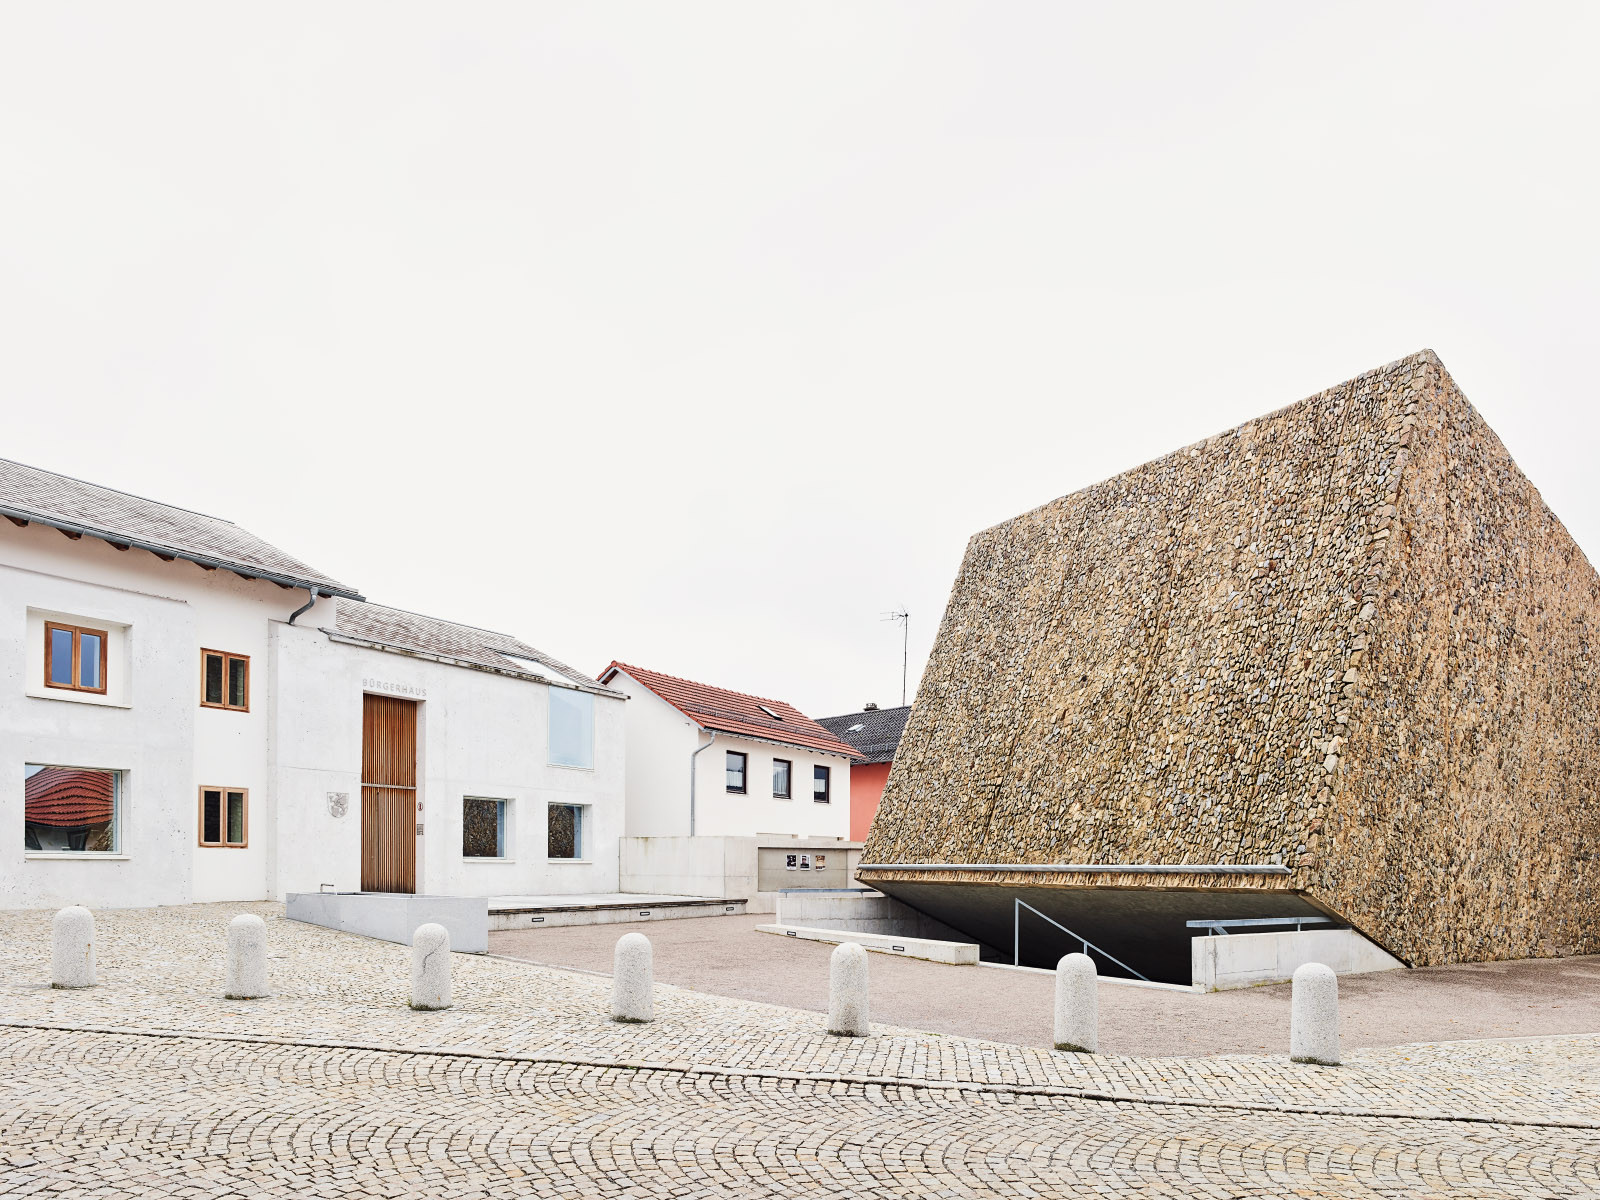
[1318, 360, 1600, 964]
[864, 350, 1600, 966]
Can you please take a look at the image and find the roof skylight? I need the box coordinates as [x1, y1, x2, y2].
[757, 703, 783, 720]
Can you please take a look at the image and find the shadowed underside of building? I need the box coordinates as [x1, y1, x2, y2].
[859, 350, 1600, 982]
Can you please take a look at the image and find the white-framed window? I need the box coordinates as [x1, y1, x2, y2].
[463, 796, 510, 858]
[25, 764, 121, 854]
[548, 802, 587, 860]
[548, 688, 595, 769]
[813, 764, 831, 804]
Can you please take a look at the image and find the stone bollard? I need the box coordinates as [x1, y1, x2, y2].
[611, 932, 654, 1023]
[827, 941, 869, 1037]
[410, 923, 452, 1011]
[51, 906, 96, 989]
[1053, 952, 1098, 1053]
[224, 913, 269, 999]
[1289, 962, 1340, 1066]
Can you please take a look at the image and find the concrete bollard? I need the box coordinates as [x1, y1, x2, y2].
[410, 923, 452, 1011]
[224, 913, 269, 999]
[51, 906, 96, 989]
[827, 941, 869, 1036]
[611, 932, 654, 1023]
[1289, 962, 1340, 1065]
[1053, 952, 1098, 1053]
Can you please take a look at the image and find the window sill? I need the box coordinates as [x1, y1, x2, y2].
[25, 688, 131, 711]
[548, 763, 596, 772]
[26, 853, 130, 862]
[547, 858, 592, 865]
[463, 857, 516, 864]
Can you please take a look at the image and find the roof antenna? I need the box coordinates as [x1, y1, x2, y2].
[882, 608, 909, 707]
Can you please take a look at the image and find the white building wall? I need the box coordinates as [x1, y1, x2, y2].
[0, 521, 317, 909]
[611, 669, 851, 840]
[270, 623, 625, 900]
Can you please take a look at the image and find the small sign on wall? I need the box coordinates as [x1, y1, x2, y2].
[813, 854, 827, 870]
[327, 792, 349, 818]
[798, 853, 812, 871]
[785, 854, 798, 871]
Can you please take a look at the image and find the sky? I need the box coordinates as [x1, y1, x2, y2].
[2, 3, 1597, 717]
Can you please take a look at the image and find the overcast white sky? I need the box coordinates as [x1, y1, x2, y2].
[3, 3, 1597, 716]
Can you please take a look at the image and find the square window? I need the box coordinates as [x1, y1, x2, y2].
[548, 803, 585, 859]
[44, 623, 109, 695]
[772, 758, 792, 798]
[198, 786, 248, 847]
[726, 751, 747, 794]
[549, 688, 595, 769]
[813, 765, 831, 804]
[201, 650, 250, 712]
[463, 797, 508, 858]
[25, 765, 120, 853]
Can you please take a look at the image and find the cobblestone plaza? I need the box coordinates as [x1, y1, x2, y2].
[1, 904, 1597, 1197]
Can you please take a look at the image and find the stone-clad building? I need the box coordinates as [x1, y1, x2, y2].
[859, 350, 1600, 981]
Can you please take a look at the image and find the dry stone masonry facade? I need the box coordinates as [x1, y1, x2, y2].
[862, 350, 1600, 967]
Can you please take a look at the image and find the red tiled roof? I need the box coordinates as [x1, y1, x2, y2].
[25, 768, 113, 829]
[599, 662, 862, 759]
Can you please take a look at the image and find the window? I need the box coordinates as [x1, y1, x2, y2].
[726, 751, 747, 793]
[549, 688, 595, 769]
[772, 758, 792, 798]
[548, 803, 585, 859]
[757, 703, 783, 720]
[25, 765, 120, 853]
[463, 797, 508, 858]
[198, 787, 248, 847]
[813, 764, 831, 804]
[201, 650, 250, 711]
[45, 622, 108, 694]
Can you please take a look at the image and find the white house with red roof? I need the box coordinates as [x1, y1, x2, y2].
[598, 662, 858, 841]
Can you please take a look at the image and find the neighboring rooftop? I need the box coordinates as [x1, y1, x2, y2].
[331, 600, 618, 694]
[599, 662, 861, 758]
[0, 457, 360, 598]
[816, 705, 912, 764]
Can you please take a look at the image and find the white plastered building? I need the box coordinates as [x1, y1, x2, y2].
[0, 457, 624, 910]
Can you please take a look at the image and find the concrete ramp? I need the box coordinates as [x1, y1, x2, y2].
[287, 892, 488, 953]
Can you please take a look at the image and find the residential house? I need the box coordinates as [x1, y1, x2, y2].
[597, 662, 857, 841]
[1, 457, 624, 910]
[816, 704, 911, 842]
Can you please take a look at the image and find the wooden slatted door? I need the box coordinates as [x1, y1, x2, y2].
[361, 694, 417, 893]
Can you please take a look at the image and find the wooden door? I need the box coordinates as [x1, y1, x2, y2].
[361, 694, 417, 893]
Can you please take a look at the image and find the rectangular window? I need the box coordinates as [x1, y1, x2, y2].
[772, 758, 792, 798]
[726, 751, 747, 793]
[813, 764, 831, 804]
[548, 688, 595, 769]
[548, 803, 585, 859]
[25, 765, 120, 853]
[198, 787, 248, 847]
[201, 650, 250, 711]
[45, 622, 108, 694]
[463, 797, 508, 858]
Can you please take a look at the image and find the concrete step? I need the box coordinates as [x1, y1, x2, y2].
[489, 894, 746, 931]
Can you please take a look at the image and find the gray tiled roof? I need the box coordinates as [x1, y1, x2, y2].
[815, 705, 912, 764]
[0, 457, 360, 598]
[331, 600, 621, 695]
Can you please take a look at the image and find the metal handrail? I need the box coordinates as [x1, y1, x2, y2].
[1013, 899, 1150, 981]
[1185, 916, 1334, 935]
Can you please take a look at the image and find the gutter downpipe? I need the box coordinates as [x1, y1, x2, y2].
[288, 586, 318, 625]
[688, 730, 718, 837]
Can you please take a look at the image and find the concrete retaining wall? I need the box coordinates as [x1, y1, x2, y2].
[773, 889, 968, 942]
[620, 836, 865, 914]
[1191, 927, 1405, 991]
[756, 923, 979, 965]
[286, 892, 488, 954]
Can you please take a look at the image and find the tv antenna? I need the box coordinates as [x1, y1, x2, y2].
[883, 608, 909, 706]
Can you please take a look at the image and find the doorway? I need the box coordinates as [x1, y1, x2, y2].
[361, 693, 417, 893]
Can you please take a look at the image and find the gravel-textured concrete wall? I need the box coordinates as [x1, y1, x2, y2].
[862, 351, 1600, 966]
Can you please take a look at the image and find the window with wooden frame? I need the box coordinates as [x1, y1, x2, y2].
[201, 650, 250, 711]
[45, 622, 108, 694]
[198, 787, 248, 847]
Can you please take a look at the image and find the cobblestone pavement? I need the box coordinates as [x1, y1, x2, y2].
[2, 904, 1598, 1197]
